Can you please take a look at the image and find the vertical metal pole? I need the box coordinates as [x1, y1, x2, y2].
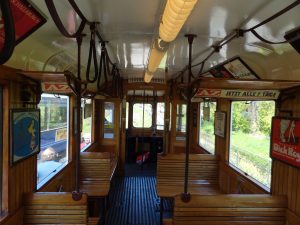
[76, 35, 83, 80]
[182, 34, 197, 202]
[72, 34, 84, 201]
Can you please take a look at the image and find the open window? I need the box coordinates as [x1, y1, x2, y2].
[37, 94, 69, 187]
[81, 98, 92, 150]
[176, 104, 186, 140]
[104, 102, 115, 139]
[229, 101, 275, 189]
[199, 101, 216, 154]
[156, 102, 165, 130]
[132, 103, 153, 128]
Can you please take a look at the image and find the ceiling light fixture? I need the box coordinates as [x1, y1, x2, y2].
[144, 0, 198, 83]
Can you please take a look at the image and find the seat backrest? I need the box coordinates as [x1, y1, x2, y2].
[80, 152, 113, 180]
[157, 154, 219, 184]
[173, 194, 287, 225]
[23, 192, 88, 225]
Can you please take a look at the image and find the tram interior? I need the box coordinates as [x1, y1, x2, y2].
[1, 0, 300, 225]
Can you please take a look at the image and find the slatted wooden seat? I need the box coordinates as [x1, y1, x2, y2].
[157, 153, 220, 197]
[88, 217, 100, 225]
[23, 192, 88, 224]
[80, 152, 117, 197]
[172, 194, 287, 225]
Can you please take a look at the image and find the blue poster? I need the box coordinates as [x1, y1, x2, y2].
[11, 109, 40, 165]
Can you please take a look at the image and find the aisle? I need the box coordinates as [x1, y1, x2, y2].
[106, 176, 160, 225]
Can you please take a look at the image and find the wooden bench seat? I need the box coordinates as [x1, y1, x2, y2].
[80, 152, 117, 197]
[157, 153, 220, 197]
[23, 192, 88, 224]
[172, 194, 287, 225]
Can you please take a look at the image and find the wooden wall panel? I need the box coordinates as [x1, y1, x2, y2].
[38, 163, 75, 192]
[0, 67, 77, 224]
[271, 93, 300, 225]
[0, 208, 23, 225]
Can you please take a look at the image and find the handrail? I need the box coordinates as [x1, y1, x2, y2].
[45, 0, 121, 97]
[0, 0, 16, 65]
[172, 0, 300, 82]
[45, 0, 86, 38]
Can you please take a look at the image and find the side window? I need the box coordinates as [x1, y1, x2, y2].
[176, 104, 186, 141]
[104, 102, 115, 139]
[199, 102, 216, 154]
[132, 103, 153, 128]
[230, 101, 275, 189]
[126, 102, 129, 129]
[0, 87, 2, 212]
[37, 94, 69, 186]
[176, 104, 186, 132]
[81, 98, 92, 150]
[156, 102, 165, 130]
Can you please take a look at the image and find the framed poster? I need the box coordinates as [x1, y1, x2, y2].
[270, 117, 300, 168]
[10, 108, 40, 165]
[0, 0, 46, 50]
[223, 57, 259, 79]
[214, 111, 226, 138]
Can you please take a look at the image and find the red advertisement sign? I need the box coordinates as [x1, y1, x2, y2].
[271, 117, 300, 168]
[42, 82, 72, 93]
[0, 0, 46, 50]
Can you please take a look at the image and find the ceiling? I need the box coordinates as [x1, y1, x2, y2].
[5, 0, 300, 81]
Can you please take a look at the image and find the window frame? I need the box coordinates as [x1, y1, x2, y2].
[132, 102, 153, 129]
[228, 100, 275, 191]
[198, 101, 216, 154]
[81, 98, 93, 151]
[156, 102, 165, 130]
[103, 101, 116, 139]
[175, 103, 187, 141]
[36, 93, 70, 189]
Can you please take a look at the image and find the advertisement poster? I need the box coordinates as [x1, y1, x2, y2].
[199, 56, 260, 79]
[0, 0, 46, 50]
[214, 111, 226, 138]
[271, 117, 300, 168]
[191, 88, 280, 102]
[10, 109, 40, 165]
[223, 58, 258, 79]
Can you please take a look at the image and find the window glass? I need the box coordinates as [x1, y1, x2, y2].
[230, 101, 275, 188]
[133, 103, 152, 128]
[199, 102, 216, 154]
[126, 102, 129, 129]
[156, 102, 165, 130]
[37, 94, 69, 186]
[104, 102, 115, 139]
[81, 99, 92, 150]
[176, 104, 186, 132]
[0, 87, 2, 212]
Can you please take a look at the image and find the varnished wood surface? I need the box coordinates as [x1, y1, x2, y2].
[23, 192, 88, 224]
[88, 217, 100, 225]
[272, 93, 300, 225]
[157, 154, 220, 197]
[80, 152, 117, 197]
[173, 194, 287, 225]
[0, 208, 23, 225]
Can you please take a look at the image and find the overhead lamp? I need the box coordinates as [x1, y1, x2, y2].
[144, 38, 169, 83]
[144, 0, 198, 83]
[144, 71, 154, 83]
[159, 0, 198, 42]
